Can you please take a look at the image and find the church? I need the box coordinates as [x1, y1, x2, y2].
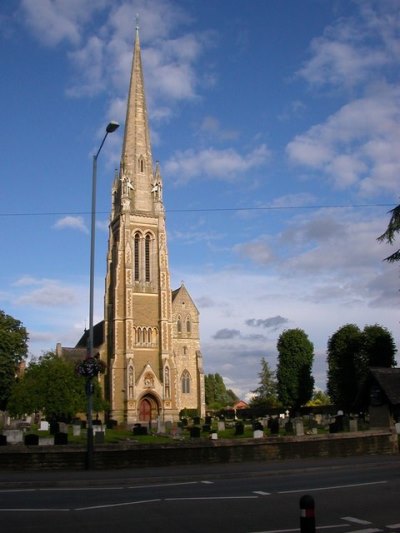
[57, 27, 205, 425]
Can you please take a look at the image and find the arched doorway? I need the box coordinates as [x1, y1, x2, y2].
[138, 394, 160, 423]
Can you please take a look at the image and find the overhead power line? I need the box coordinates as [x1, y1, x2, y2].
[0, 203, 395, 218]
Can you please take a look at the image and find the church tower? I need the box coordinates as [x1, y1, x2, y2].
[102, 26, 205, 424]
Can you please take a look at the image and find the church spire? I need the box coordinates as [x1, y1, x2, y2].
[118, 23, 158, 214]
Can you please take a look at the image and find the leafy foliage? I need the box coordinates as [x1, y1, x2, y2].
[250, 357, 279, 407]
[276, 328, 314, 411]
[8, 351, 107, 420]
[327, 323, 397, 411]
[0, 309, 28, 410]
[306, 390, 331, 406]
[377, 204, 400, 262]
[205, 373, 238, 410]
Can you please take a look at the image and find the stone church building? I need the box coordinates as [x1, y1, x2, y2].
[57, 28, 205, 425]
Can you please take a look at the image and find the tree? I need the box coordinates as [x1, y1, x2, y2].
[276, 329, 314, 411]
[205, 373, 238, 410]
[0, 309, 28, 410]
[327, 323, 397, 411]
[8, 351, 107, 420]
[327, 324, 362, 411]
[306, 390, 331, 407]
[250, 357, 279, 407]
[377, 204, 400, 262]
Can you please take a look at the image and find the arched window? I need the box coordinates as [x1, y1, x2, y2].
[145, 234, 151, 282]
[177, 316, 182, 334]
[186, 317, 191, 333]
[128, 366, 134, 399]
[134, 233, 140, 281]
[164, 366, 170, 399]
[139, 157, 144, 173]
[181, 370, 190, 394]
[183, 346, 188, 356]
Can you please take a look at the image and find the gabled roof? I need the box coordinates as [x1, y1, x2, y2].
[370, 367, 400, 405]
[76, 321, 105, 349]
[172, 283, 199, 313]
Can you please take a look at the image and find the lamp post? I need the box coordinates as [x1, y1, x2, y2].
[86, 121, 119, 470]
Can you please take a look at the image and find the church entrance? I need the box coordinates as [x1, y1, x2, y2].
[138, 394, 159, 423]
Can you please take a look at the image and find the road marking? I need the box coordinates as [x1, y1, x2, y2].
[253, 491, 271, 496]
[345, 529, 381, 533]
[75, 499, 161, 511]
[201, 480, 214, 484]
[278, 480, 387, 494]
[165, 496, 258, 501]
[342, 517, 372, 524]
[249, 526, 348, 533]
[387, 524, 400, 529]
[0, 508, 70, 512]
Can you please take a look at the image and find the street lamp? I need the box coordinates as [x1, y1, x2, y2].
[86, 121, 119, 470]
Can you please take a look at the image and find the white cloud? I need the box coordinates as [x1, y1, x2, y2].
[165, 144, 270, 184]
[298, 1, 398, 89]
[54, 215, 88, 233]
[286, 87, 400, 195]
[20, 0, 106, 46]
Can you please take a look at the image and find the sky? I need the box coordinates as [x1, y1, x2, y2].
[1, 0, 399, 401]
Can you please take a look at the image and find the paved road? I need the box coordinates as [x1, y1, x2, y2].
[1, 455, 399, 532]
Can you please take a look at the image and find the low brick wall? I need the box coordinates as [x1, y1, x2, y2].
[0, 429, 397, 471]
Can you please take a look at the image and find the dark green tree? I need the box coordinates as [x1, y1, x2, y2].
[276, 329, 314, 411]
[327, 323, 397, 411]
[0, 309, 28, 410]
[205, 373, 238, 410]
[8, 351, 107, 420]
[327, 324, 362, 411]
[377, 204, 400, 262]
[250, 357, 279, 407]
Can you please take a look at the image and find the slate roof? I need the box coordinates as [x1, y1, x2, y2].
[370, 367, 400, 406]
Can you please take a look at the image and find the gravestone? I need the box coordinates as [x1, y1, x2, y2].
[94, 431, 105, 444]
[189, 426, 201, 438]
[39, 420, 49, 432]
[294, 418, 304, 436]
[253, 429, 264, 439]
[72, 424, 81, 437]
[234, 421, 244, 435]
[0, 435, 7, 446]
[349, 419, 358, 432]
[217, 420, 225, 432]
[54, 432, 68, 445]
[24, 434, 39, 446]
[39, 437, 54, 446]
[3, 429, 24, 444]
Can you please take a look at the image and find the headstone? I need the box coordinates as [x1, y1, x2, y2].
[0, 435, 7, 446]
[3, 429, 24, 444]
[72, 424, 81, 437]
[349, 419, 358, 432]
[253, 429, 264, 439]
[210, 432, 218, 440]
[395, 422, 400, 435]
[54, 432, 68, 445]
[24, 434, 39, 446]
[294, 418, 304, 436]
[39, 437, 54, 446]
[234, 421, 244, 435]
[217, 420, 225, 432]
[58, 422, 68, 434]
[189, 426, 201, 438]
[157, 419, 166, 433]
[270, 417, 280, 435]
[94, 431, 105, 444]
[39, 420, 49, 432]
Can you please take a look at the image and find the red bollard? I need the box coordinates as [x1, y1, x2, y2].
[299, 494, 315, 533]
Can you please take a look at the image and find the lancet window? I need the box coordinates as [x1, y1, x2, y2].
[181, 370, 191, 394]
[133, 231, 154, 283]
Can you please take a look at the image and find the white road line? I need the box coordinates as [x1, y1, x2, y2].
[386, 524, 400, 529]
[201, 480, 214, 484]
[253, 491, 271, 496]
[165, 496, 258, 501]
[0, 508, 70, 512]
[249, 526, 348, 533]
[342, 517, 372, 525]
[345, 529, 381, 533]
[75, 498, 161, 511]
[278, 480, 387, 494]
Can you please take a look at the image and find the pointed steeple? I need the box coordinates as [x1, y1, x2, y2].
[118, 24, 158, 214]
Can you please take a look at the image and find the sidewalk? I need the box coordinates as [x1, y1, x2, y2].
[1, 454, 399, 489]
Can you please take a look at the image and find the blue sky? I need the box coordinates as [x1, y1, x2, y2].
[1, 0, 399, 400]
